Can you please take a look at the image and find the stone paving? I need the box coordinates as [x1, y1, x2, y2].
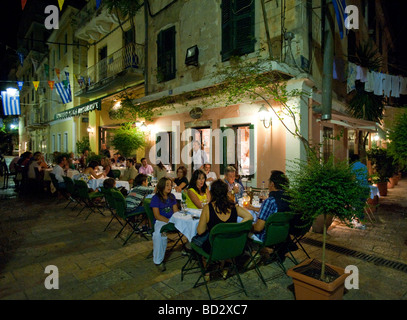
[1, 167, 407, 300]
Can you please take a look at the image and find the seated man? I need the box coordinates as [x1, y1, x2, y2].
[51, 155, 67, 190]
[203, 163, 217, 184]
[223, 165, 244, 203]
[120, 158, 138, 186]
[251, 170, 294, 260]
[125, 174, 155, 215]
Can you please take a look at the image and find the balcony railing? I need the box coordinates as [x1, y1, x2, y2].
[76, 43, 144, 91]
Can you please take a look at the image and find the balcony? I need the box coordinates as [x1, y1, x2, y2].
[75, 43, 145, 99]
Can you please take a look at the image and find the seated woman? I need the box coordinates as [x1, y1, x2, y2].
[102, 157, 115, 178]
[153, 161, 168, 181]
[196, 179, 253, 253]
[186, 170, 211, 209]
[173, 166, 188, 192]
[150, 177, 179, 271]
[80, 160, 104, 181]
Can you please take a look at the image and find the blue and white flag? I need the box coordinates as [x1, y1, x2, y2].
[1, 89, 21, 116]
[332, 0, 348, 39]
[55, 72, 72, 104]
[55, 82, 71, 104]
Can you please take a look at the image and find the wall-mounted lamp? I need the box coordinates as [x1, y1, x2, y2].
[87, 126, 94, 133]
[185, 45, 199, 66]
[140, 122, 148, 132]
[258, 105, 272, 128]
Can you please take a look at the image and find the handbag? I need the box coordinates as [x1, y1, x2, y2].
[191, 230, 209, 247]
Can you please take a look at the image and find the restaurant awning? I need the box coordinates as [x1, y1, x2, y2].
[317, 112, 382, 133]
[54, 99, 101, 120]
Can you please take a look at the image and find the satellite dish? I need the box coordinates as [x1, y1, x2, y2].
[189, 107, 203, 119]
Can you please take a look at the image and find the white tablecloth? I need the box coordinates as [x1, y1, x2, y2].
[87, 178, 130, 191]
[370, 185, 380, 199]
[67, 169, 80, 179]
[168, 207, 259, 243]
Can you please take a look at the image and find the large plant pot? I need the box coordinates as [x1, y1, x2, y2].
[312, 215, 333, 234]
[376, 182, 388, 196]
[287, 259, 348, 300]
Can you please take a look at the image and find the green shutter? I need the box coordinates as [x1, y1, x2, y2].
[220, 126, 227, 175]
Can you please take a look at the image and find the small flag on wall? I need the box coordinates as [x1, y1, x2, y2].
[48, 81, 55, 90]
[96, 0, 102, 9]
[332, 0, 348, 39]
[17, 52, 24, 66]
[58, 0, 64, 11]
[33, 81, 40, 91]
[1, 89, 21, 116]
[17, 81, 24, 91]
[21, 0, 27, 10]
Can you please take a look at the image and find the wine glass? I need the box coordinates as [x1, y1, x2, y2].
[181, 201, 188, 215]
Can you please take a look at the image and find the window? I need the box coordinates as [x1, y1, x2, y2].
[221, 124, 254, 177]
[156, 132, 175, 171]
[157, 26, 176, 82]
[322, 127, 333, 163]
[57, 133, 61, 152]
[52, 135, 56, 153]
[221, 0, 255, 61]
[64, 132, 68, 152]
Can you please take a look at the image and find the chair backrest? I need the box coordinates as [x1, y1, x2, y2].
[143, 197, 155, 232]
[112, 170, 121, 179]
[100, 187, 115, 209]
[74, 179, 90, 199]
[289, 213, 312, 238]
[49, 172, 59, 190]
[208, 220, 252, 262]
[110, 189, 127, 219]
[63, 176, 75, 194]
[263, 212, 294, 247]
[34, 167, 44, 182]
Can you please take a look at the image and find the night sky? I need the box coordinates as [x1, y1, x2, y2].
[0, 0, 407, 83]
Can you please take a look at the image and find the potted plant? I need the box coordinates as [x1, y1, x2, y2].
[286, 155, 370, 300]
[366, 147, 397, 196]
[110, 123, 147, 158]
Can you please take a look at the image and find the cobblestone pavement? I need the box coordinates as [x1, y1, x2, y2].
[1, 167, 406, 300]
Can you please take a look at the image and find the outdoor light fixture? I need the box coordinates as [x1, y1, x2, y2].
[140, 122, 148, 132]
[258, 105, 272, 128]
[87, 126, 94, 133]
[185, 45, 199, 66]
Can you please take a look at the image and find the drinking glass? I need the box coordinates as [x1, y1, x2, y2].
[181, 201, 188, 215]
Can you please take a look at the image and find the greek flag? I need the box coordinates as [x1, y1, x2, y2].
[332, 0, 348, 39]
[55, 72, 72, 104]
[1, 89, 21, 116]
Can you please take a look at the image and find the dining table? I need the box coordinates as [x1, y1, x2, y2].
[87, 178, 130, 192]
[168, 206, 261, 242]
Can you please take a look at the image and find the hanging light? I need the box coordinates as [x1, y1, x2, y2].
[258, 105, 272, 128]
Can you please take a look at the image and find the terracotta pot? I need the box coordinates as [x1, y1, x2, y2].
[312, 215, 333, 234]
[376, 182, 388, 196]
[392, 175, 399, 186]
[388, 179, 395, 189]
[287, 259, 348, 300]
[367, 196, 379, 212]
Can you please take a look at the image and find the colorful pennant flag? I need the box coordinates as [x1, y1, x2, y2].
[332, 0, 348, 39]
[17, 52, 24, 66]
[96, 0, 102, 9]
[58, 0, 64, 11]
[32, 81, 40, 91]
[55, 68, 60, 80]
[55, 82, 71, 104]
[1, 89, 21, 116]
[17, 81, 24, 91]
[48, 81, 55, 90]
[21, 0, 27, 10]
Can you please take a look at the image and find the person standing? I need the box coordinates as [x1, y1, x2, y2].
[192, 140, 208, 171]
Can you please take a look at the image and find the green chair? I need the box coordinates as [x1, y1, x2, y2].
[73, 179, 105, 220]
[288, 213, 312, 259]
[245, 212, 297, 286]
[49, 172, 70, 202]
[143, 197, 186, 252]
[62, 176, 82, 210]
[112, 169, 121, 179]
[110, 189, 148, 245]
[99, 187, 124, 232]
[186, 220, 252, 300]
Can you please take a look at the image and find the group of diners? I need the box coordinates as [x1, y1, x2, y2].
[102, 162, 293, 272]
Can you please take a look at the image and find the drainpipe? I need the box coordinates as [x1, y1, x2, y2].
[321, 0, 334, 121]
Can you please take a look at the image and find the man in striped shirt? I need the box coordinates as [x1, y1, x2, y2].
[125, 174, 155, 214]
